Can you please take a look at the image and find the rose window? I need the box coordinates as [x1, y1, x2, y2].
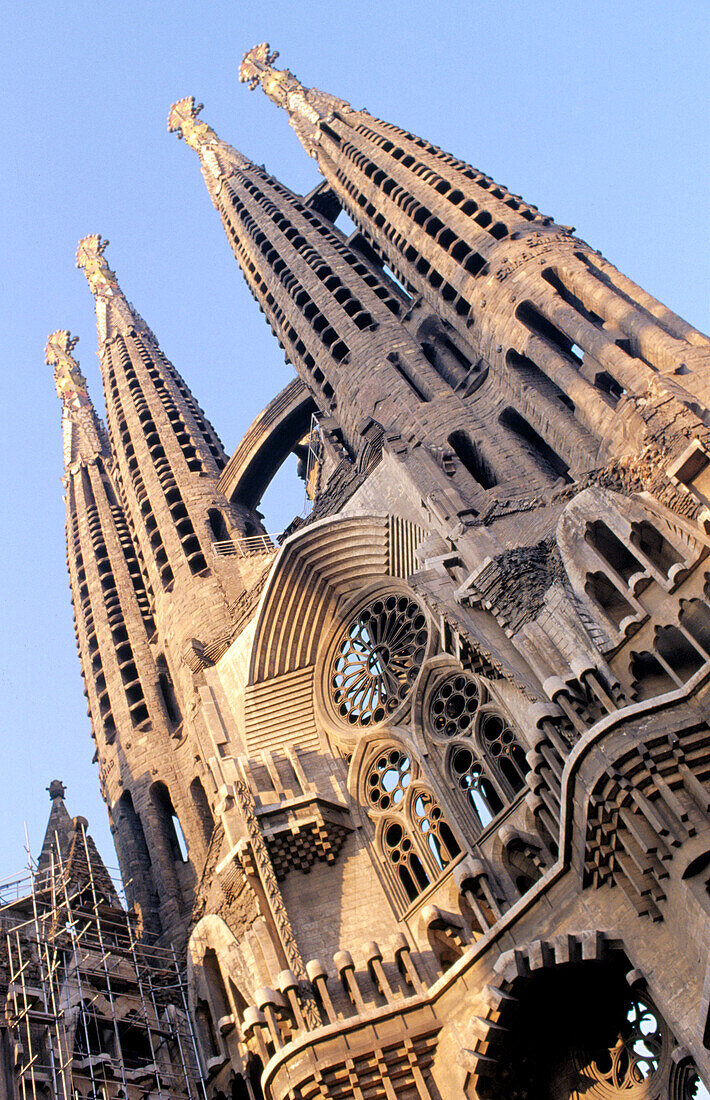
[588, 995, 664, 1090]
[366, 749, 412, 810]
[330, 595, 427, 725]
[429, 673, 480, 738]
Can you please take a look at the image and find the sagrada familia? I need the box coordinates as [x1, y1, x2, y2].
[3, 42, 710, 1100]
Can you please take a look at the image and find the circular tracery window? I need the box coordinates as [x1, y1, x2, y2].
[429, 673, 480, 738]
[366, 748, 412, 810]
[330, 594, 427, 725]
[585, 994, 665, 1092]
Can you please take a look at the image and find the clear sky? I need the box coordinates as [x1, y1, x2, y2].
[1, 0, 708, 882]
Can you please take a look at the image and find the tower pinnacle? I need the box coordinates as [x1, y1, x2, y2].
[167, 96, 248, 178]
[238, 42, 280, 90]
[239, 42, 351, 156]
[76, 234, 119, 298]
[47, 780, 66, 801]
[76, 234, 156, 343]
[46, 329, 109, 463]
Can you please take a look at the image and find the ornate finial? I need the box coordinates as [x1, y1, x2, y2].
[167, 96, 216, 155]
[76, 234, 121, 300]
[168, 96, 249, 177]
[46, 330, 89, 406]
[168, 96, 203, 137]
[236, 44, 351, 158]
[46, 330, 109, 462]
[239, 42, 280, 89]
[47, 780, 66, 801]
[75, 235, 155, 344]
[238, 42, 302, 109]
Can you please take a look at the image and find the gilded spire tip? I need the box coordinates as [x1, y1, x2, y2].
[76, 234, 109, 271]
[76, 234, 158, 347]
[167, 96, 204, 138]
[76, 234, 125, 308]
[46, 329, 90, 407]
[46, 328, 109, 461]
[239, 42, 280, 88]
[167, 96, 245, 177]
[46, 329, 79, 367]
[236, 43, 349, 157]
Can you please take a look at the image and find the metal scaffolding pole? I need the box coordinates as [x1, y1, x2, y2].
[1, 833, 205, 1100]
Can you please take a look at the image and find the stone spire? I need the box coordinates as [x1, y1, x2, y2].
[46, 329, 109, 468]
[36, 782, 120, 908]
[75, 233, 253, 627]
[69, 238, 266, 941]
[47, 323, 208, 939]
[239, 43, 351, 157]
[170, 96, 600, 495]
[37, 780, 76, 873]
[239, 46, 710, 463]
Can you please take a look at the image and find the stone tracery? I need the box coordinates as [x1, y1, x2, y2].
[329, 593, 428, 725]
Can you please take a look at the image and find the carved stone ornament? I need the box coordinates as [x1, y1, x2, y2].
[231, 775, 322, 1030]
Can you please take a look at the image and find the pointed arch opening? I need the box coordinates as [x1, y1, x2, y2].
[499, 407, 571, 483]
[630, 519, 683, 576]
[189, 777, 215, 848]
[203, 947, 230, 1022]
[447, 430, 497, 489]
[150, 782, 189, 864]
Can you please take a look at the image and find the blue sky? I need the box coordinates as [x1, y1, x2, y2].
[1, 0, 708, 880]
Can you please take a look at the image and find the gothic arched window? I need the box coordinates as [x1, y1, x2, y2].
[479, 712, 529, 794]
[411, 787, 461, 869]
[426, 672, 529, 833]
[449, 745, 503, 828]
[365, 746, 412, 810]
[380, 818, 430, 903]
[363, 744, 460, 911]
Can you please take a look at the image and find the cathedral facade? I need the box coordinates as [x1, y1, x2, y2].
[38, 44, 710, 1098]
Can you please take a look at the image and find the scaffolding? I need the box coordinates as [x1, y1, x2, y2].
[1, 825, 206, 1100]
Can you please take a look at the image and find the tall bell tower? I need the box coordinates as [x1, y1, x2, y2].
[44, 45, 710, 1100]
